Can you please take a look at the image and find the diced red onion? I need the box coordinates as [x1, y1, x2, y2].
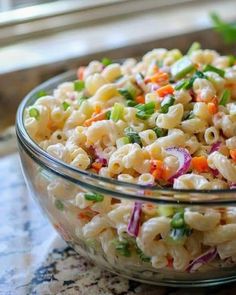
[230, 184, 236, 189]
[165, 147, 192, 182]
[209, 167, 219, 177]
[210, 141, 221, 153]
[127, 201, 142, 237]
[186, 247, 217, 273]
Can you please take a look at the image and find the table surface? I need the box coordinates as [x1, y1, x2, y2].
[1, 152, 236, 295]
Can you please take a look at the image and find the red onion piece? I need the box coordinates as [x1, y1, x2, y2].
[127, 201, 142, 237]
[210, 141, 221, 153]
[165, 147, 192, 181]
[230, 184, 236, 189]
[186, 247, 217, 273]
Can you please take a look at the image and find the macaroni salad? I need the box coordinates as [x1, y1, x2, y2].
[24, 43, 236, 273]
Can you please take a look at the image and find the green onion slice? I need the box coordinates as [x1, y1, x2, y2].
[203, 64, 225, 77]
[74, 80, 85, 91]
[62, 101, 70, 111]
[160, 96, 175, 113]
[84, 192, 104, 202]
[118, 88, 134, 100]
[101, 57, 113, 67]
[171, 212, 185, 229]
[29, 108, 40, 120]
[219, 89, 231, 106]
[187, 41, 201, 55]
[36, 90, 48, 99]
[124, 127, 142, 147]
[135, 102, 155, 120]
[153, 127, 167, 138]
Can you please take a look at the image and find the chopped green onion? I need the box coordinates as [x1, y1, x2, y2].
[105, 110, 111, 119]
[110, 103, 124, 122]
[124, 127, 142, 147]
[228, 55, 236, 66]
[29, 108, 40, 120]
[171, 56, 195, 80]
[74, 80, 85, 91]
[135, 102, 155, 120]
[153, 127, 167, 138]
[136, 246, 150, 262]
[116, 136, 130, 148]
[219, 89, 231, 106]
[118, 88, 134, 101]
[62, 101, 70, 111]
[160, 96, 175, 113]
[187, 42, 201, 55]
[55, 199, 64, 211]
[84, 192, 104, 202]
[127, 100, 138, 107]
[171, 212, 185, 229]
[183, 110, 194, 120]
[203, 64, 225, 77]
[169, 228, 191, 242]
[36, 90, 48, 99]
[174, 80, 189, 90]
[101, 57, 113, 67]
[115, 239, 131, 257]
[78, 96, 88, 106]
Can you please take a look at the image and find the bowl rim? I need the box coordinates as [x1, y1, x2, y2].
[16, 69, 236, 205]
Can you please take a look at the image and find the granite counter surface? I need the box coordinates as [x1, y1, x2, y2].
[1, 152, 236, 295]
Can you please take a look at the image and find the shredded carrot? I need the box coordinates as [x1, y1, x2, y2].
[230, 149, 236, 162]
[150, 160, 164, 179]
[94, 105, 102, 114]
[207, 102, 218, 114]
[152, 72, 169, 84]
[91, 161, 103, 172]
[135, 95, 145, 104]
[83, 111, 107, 127]
[156, 84, 174, 97]
[77, 66, 85, 80]
[192, 156, 209, 173]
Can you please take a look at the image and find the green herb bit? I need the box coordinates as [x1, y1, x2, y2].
[118, 88, 134, 101]
[136, 246, 150, 262]
[127, 100, 138, 107]
[29, 108, 40, 120]
[160, 96, 175, 114]
[169, 228, 191, 242]
[36, 90, 48, 99]
[124, 127, 142, 147]
[101, 57, 113, 67]
[135, 102, 155, 120]
[62, 101, 70, 111]
[110, 103, 124, 122]
[171, 56, 195, 80]
[106, 110, 111, 119]
[74, 80, 85, 92]
[219, 89, 231, 106]
[153, 127, 167, 138]
[171, 212, 185, 229]
[115, 239, 131, 257]
[203, 64, 225, 77]
[84, 192, 104, 202]
[55, 199, 64, 211]
[187, 41, 201, 55]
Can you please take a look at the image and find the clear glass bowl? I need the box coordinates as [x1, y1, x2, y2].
[16, 71, 236, 287]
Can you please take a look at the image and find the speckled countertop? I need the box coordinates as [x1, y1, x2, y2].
[1, 134, 236, 295]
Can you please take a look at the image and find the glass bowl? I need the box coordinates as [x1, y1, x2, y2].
[16, 70, 236, 287]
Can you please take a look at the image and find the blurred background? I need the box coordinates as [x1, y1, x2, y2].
[0, 0, 235, 153]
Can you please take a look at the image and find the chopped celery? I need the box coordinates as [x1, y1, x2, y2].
[203, 64, 225, 77]
[167, 49, 183, 60]
[219, 89, 231, 106]
[116, 136, 130, 148]
[114, 239, 131, 257]
[171, 56, 195, 80]
[187, 42, 201, 55]
[101, 57, 112, 66]
[157, 205, 174, 217]
[36, 90, 48, 99]
[228, 55, 236, 66]
[110, 103, 124, 122]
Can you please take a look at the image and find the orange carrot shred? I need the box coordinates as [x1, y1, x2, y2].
[230, 149, 236, 162]
[192, 156, 209, 173]
[135, 95, 145, 104]
[156, 84, 174, 97]
[77, 66, 85, 80]
[91, 162, 103, 172]
[83, 111, 107, 127]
